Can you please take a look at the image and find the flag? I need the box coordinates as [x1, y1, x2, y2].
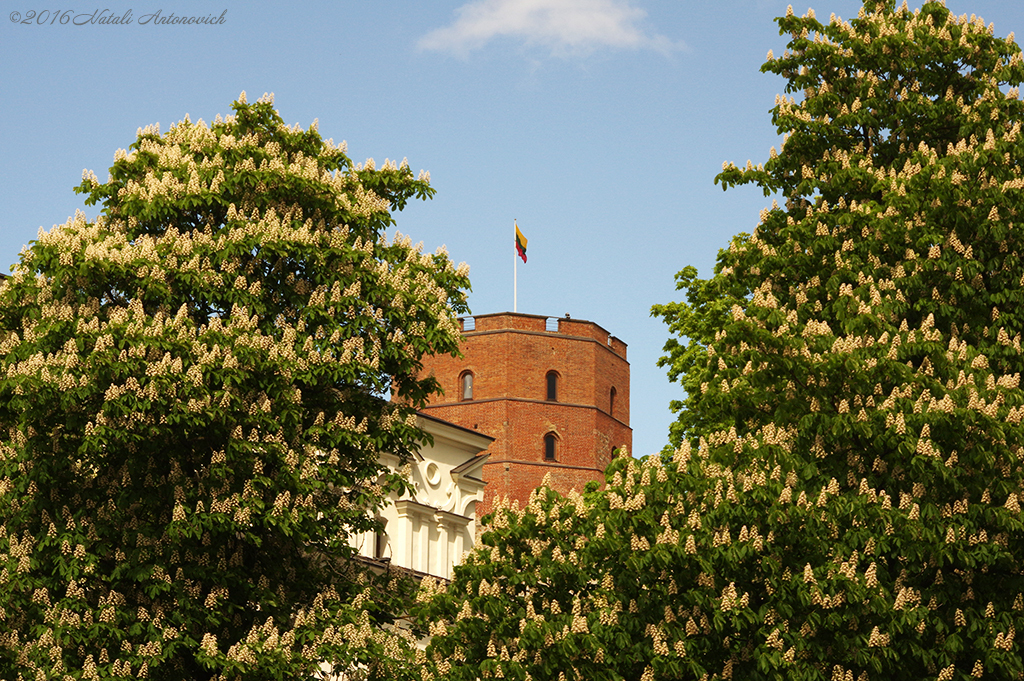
[515, 222, 528, 263]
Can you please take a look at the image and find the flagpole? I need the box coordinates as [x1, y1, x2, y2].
[513, 219, 517, 313]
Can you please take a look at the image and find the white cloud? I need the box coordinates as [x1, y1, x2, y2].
[418, 0, 682, 56]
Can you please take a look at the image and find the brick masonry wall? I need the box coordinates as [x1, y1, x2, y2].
[419, 313, 631, 518]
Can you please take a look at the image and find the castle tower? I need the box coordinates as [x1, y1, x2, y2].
[419, 312, 631, 517]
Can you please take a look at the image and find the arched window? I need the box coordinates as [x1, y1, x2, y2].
[610, 387, 617, 417]
[544, 433, 557, 461]
[546, 371, 558, 402]
[460, 371, 474, 401]
[373, 516, 389, 560]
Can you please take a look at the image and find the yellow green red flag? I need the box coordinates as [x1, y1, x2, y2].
[515, 222, 527, 263]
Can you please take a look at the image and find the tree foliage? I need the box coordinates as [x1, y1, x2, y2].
[419, 3, 1024, 680]
[0, 93, 469, 679]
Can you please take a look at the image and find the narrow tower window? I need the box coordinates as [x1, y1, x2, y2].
[460, 371, 474, 401]
[610, 387, 617, 417]
[544, 433, 557, 461]
[546, 371, 558, 402]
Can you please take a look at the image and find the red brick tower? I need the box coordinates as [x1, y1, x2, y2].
[419, 312, 631, 517]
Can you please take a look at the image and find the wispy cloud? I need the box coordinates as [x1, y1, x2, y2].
[418, 0, 683, 57]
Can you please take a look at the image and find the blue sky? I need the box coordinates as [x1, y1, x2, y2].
[3, 0, 1023, 458]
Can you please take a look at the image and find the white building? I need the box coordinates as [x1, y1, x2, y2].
[351, 413, 491, 580]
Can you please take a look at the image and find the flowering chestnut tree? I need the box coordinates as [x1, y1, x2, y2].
[0, 93, 469, 679]
[418, 3, 1024, 680]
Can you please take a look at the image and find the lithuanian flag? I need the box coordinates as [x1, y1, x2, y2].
[515, 222, 528, 263]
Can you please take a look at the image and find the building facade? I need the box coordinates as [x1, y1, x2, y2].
[418, 312, 631, 518]
[350, 414, 491, 581]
